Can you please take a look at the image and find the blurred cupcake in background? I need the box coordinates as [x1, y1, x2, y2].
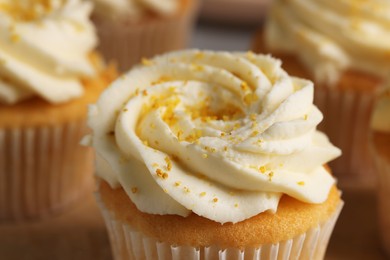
[370, 87, 390, 256]
[0, 0, 116, 221]
[91, 0, 199, 72]
[253, 0, 390, 189]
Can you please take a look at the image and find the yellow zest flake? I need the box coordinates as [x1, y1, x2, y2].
[184, 130, 202, 143]
[152, 163, 159, 167]
[222, 115, 230, 121]
[304, 114, 308, 120]
[268, 171, 274, 181]
[1, 1, 62, 22]
[220, 132, 226, 137]
[134, 88, 140, 96]
[204, 146, 216, 153]
[250, 130, 259, 137]
[143, 140, 149, 146]
[156, 169, 169, 179]
[243, 93, 259, 105]
[151, 76, 172, 85]
[131, 187, 138, 194]
[149, 122, 156, 129]
[123, 108, 128, 112]
[223, 146, 228, 152]
[141, 58, 153, 66]
[212, 198, 218, 203]
[253, 139, 262, 145]
[191, 64, 204, 72]
[163, 188, 168, 194]
[240, 81, 250, 91]
[202, 153, 208, 159]
[11, 33, 20, 43]
[183, 187, 190, 193]
[165, 156, 172, 171]
[279, 163, 284, 168]
[250, 113, 257, 121]
[177, 130, 184, 141]
[194, 51, 205, 59]
[234, 203, 239, 208]
[297, 181, 305, 186]
[259, 166, 266, 173]
[233, 123, 241, 130]
[199, 192, 206, 197]
[174, 181, 181, 187]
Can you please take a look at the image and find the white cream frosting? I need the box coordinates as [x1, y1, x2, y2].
[265, 0, 390, 85]
[92, 0, 179, 21]
[371, 87, 390, 133]
[0, 0, 97, 104]
[88, 50, 341, 224]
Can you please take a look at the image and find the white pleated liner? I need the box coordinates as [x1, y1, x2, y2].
[372, 153, 390, 256]
[314, 87, 376, 189]
[0, 121, 93, 221]
[94, 2, 198, 72]
[96, 193, 343, 260]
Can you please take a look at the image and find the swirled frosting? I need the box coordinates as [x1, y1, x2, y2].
[265, 0, 390, 85]
[92, 0, 179, 21]
[88, 50, 341, 224]
[0, 0, 97, 104]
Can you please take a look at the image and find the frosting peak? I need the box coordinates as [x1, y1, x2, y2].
[88, 50, 341, 223]
[0, 0, 97, 104]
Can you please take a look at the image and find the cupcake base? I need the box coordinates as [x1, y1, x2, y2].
[372, 131, 390, 256]
[93, 0, 199, 72]
[0, 121, 93, 221]
[95, 180, 343, 260]
[0, 55, 117, 222]
[96, 194, 343, 260]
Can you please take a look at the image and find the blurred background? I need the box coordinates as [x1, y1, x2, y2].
[191, 0, 269, 51]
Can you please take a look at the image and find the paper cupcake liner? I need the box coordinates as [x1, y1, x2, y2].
[314, 87, 376, 189]
[372, 152, 390, 256]
[96, 193, 343, 260]
[0, 121, 93, 222]
[94, 2, 198, 72]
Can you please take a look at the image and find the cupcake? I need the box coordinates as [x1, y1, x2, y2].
[371, 87, 390, 256]
[0, 0, 116, 221]
[87, 50, 343, 259]
[253, 0, 390, 189]
[91, 0, 199, 72]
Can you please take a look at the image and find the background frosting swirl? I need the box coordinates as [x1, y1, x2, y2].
[265, 0, 390, 85]
[88, 50, 341, 224]
[0, 0, 97, 104]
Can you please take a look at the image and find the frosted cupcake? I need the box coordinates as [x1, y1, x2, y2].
[0, 0, 116, 221]
[254, 0, 390, 189]
[371, 87, 390, 256]
[91, 0, 198, 72]
[88, 50, 343, 259]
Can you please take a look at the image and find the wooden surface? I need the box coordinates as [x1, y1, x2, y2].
[0, 188, 388, 260]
